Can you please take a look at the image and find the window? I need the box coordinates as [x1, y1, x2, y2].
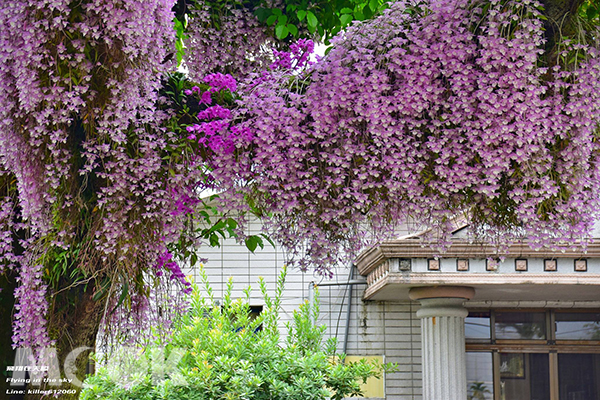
[494, 312, 546, 340]
[558, 353, 600, 400]
[555, 312, 600, 341]
[466, 311, 491, 340]
[466, 352, 494, 400]
[465, 310, 600, 400]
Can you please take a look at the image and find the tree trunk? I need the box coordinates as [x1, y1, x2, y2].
[22, 283, 106, 400]
[1, 272, 18, 399]
[540, 0, 586, 65]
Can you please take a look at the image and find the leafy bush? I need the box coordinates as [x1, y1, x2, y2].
[82, 267, 392, 399]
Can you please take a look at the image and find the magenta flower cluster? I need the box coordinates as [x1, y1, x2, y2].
[0, 196, 18, 273]
[98, 280, 189, 348]
[211, 0, 600, 273]
[171, 187, 201, 216]
[156, 248, 192, 293]
[204, 73, 238, 93]
[185, 85, 213, 105]
[12, 261, 54, 349]
[184, 80, 253, 155]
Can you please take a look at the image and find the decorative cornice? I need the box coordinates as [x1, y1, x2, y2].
[362, 272, 600, 300]
[355, 240, 600, 277]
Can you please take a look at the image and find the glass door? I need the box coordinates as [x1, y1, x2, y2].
[498, 353, 549, 400]
[558, 353, 600, 400]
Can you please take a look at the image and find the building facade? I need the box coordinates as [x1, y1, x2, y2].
[200, 221, 600, 400]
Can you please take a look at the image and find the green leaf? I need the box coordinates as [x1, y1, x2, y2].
[190, 253, 198, 266]
[245, 235, 264, 253]
[278, 15, 288, 25]
[260, 233, 276, 249]
[340, 7, 353, 14]
[286, 4, 297, 13]
[340, 14, 353, 26]
[215, 219, 226, 229]
[306, 11, 318, 28]
[354, 10, 365, 20]
[587, 6, 598, 20]
[92, 278, 110, 301]
[267, 14, 278, 25]
[369, 0, 379, 12]
[317, 25, 324, 37]
[226, 218, 237, 230]
[245, 236, 258, 252]
[110, 278, 129, 315]
[254, 7, 270, 22]
[69, 268, 80, 279]
[288, 23, 298, 37]
[198, 210, 211, 223]
[173, 18, 184, 35]
[209, 233, 220, 247]
[272, 7, 282, 16]
[297, 10, 306, 21]
[276, 24, 289, 39]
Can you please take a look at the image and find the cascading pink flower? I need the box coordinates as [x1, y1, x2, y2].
[0, 0, 202, 349]
[185, 1, 276, 81]
[211, 0, 600, 274]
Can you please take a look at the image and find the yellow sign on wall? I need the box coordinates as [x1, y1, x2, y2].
[344, 355, 385, 398]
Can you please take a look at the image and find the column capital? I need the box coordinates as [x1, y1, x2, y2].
[415, 297, 469, 319]
[408, 285, 475, 301]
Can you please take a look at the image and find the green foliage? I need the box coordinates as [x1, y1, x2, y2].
[82, 267, 393, 400]
[580, 0, 600, 23]
[177, 0, 387, 44]
[468, 381, 491, 400]
[173, 16, 188, 67]
[254, 0, 388, 43]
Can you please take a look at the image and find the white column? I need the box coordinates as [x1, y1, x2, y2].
[409, 286, 475, 400]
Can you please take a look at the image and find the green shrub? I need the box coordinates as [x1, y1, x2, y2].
[82, 267, 393, 400]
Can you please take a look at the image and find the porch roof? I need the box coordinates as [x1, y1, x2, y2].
[355, 239, 600, 303]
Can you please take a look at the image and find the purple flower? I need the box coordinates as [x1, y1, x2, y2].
[207, 0, 600, 274]
[203, 73, 237, 92]
[200, 91, 212, 105]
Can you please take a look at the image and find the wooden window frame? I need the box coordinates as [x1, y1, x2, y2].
[466, 309, 600, 400]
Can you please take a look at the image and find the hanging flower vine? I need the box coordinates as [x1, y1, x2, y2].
[211, 0, 600, 274]
[0, 0, 200, 351]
